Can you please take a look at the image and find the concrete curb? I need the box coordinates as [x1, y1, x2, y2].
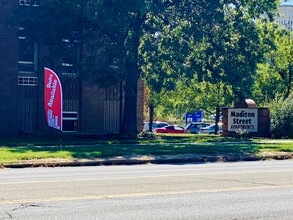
[2, 152, 292, 168]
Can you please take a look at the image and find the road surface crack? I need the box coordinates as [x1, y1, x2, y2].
[1, 203, 52, 219]
[3, 212, 13, 219]
[214, 178, 279, 187]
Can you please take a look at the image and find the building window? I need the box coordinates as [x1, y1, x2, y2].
[18, 76, 38, 86]
[18, 27, 38, 74]
[19, 0, 40, 6]
[61, 39, 78, 76]
[63, 112, 79, 132]
[61, 62, 77, 76]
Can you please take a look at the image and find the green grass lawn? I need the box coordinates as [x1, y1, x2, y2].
[0, 134, 292, 165]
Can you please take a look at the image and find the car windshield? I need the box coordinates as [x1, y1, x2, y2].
[143, 121, 170, 131]
[157, 123, 168, 128]
[205, 124, 222, 130]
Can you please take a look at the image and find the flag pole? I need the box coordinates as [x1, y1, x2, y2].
[59, 130, 63, 151]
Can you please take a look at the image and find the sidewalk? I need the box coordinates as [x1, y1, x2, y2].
[3, 151, 293, 168]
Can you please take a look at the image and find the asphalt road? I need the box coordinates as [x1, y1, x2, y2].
[0, 160, 292, 219]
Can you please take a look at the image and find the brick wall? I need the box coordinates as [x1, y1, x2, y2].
[0, 1, 145, 136]
[258, 108, 270, 137]
[80, 79, 144, 134]
[0, 1, 19, 135]
[81, 83, 105, 133]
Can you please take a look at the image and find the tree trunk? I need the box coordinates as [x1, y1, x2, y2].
[149, 103, 154, 132]
[285, 66, 292, 99]
[121, 70, 139, 135]
[215, 106, 220, 134]
[121, 13, 142, 136]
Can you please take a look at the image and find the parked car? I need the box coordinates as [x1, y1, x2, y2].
[156, 125, 185, 134]
[199, 123, 223, 134]
[143, 121, 169, 132]
[185, 122, 212, 134]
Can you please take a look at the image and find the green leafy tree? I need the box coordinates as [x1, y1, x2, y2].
[252, 63, 286, 105]
[151, 77, 234, 121]
[253, 22, 293, 105]
[140, 0, 229, 128]
[13, 0, 229, 135]
[12, 0, 279, 135]
[270, 30, 293, 99]
[187, 2, 278, 101]
[141, 0, 278, 124]
[11, 0, 148, 135]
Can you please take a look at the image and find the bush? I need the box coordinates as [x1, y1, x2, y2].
[138, 131, 157, 140]
[269, 94, 293, 138]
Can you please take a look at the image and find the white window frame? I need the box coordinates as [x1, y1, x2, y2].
[62, 111, 79, 132]
[18, 76, 38, 86]
[61, 63, 77, 76]
[19, 0, 40, 6]
[18, 27, 37, 74]
[18, 61, 35, 74]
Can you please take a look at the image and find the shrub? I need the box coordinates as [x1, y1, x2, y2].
[269, 94, 293, 138]
[138, 131, 157, 140]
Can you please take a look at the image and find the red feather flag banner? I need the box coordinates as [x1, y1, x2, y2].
[44, 67, 63, 131]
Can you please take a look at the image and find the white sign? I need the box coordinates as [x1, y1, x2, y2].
[228, 109, 258, 132]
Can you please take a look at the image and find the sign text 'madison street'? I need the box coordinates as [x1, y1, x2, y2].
[228, 109, 258, 132]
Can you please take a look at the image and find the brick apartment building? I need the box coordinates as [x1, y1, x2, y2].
[0, 0, 144, 135]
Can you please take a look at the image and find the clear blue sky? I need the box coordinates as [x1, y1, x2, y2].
[280, 0, 293, 6]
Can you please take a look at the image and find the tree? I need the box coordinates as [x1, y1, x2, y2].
[252, 63, 286, 105]
[140, 0, 230, 128]
[253, 22, 293, 104]
[14, 0, 221, 135]
[184, 1, 278, 102]
[12, 0, 147, 135]
[12, 0, 279, 135]
[140, 0, 278, 125]
[270, 29, 293, 99]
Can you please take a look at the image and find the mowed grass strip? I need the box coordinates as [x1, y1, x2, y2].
[0, 134, 236, 146]
[0, 147, 71, 164]
[0, 142, 292, 165]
